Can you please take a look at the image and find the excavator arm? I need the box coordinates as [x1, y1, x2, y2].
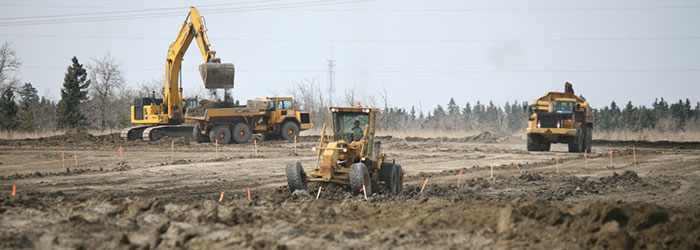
[164, 6, 234, 122]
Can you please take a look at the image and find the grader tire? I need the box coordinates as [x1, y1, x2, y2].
[192, 125, 210, 143]
[394, 165, 404, 193]
[380, 163, 398, 194]
[350, 163, 372, 196]
[379, 163, 394, 182]
[285, 161, 307, 192]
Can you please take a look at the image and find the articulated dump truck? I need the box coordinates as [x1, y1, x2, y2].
[526, 83, 594, 153]
[186, 97, 312, 144]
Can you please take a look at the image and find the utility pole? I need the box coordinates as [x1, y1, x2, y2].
[327, 46, 335, 107]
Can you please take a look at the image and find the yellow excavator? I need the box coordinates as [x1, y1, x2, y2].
[121, 6, 235, 141]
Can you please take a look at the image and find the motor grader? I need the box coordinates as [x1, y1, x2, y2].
[285, 107, 403, 196]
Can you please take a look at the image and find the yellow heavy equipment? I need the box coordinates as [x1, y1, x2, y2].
[526, 83, 594, 152]
[285, 106, 403, 195]
[121, 6, 235, 141]
[187, 97, 312, 144]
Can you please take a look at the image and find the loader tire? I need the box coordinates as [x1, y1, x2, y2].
[350, 163, 372, 196]
[285, 161, 307, 192]
[568, 127, 585, 153]
[394, 164, 404, 193]
[380, 163, 398, 194]
[280, 122, 300, 141]
[209, 125, 231, 144]
[192, 125, 210, 143]
[231, 123, 252, 144]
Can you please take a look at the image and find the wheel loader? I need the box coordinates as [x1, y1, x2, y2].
[285, 107, 403, 196]
[526, 83, 594, 152]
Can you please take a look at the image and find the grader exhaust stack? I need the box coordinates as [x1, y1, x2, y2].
[199, 62, 235, 89]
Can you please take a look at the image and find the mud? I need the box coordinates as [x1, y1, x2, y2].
[1, 133, 700, 249]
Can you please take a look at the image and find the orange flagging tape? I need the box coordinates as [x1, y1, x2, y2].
[247, 188, 251, 201]
[118, 146, 123, 152]
[219, 192, 224, 202]
[11, 185, 16, 196]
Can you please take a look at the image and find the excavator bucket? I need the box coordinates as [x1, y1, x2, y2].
[199, 63, 235, 89]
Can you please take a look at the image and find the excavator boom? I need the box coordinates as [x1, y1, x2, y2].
[122, 6, 234, 141]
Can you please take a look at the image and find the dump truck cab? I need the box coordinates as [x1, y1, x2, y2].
[285, 106, 403, 196]
[260, 97, 312, 136]
[526, 90, 594, 152]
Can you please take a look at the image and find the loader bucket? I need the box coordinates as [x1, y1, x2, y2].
[199, 62, 235, 89]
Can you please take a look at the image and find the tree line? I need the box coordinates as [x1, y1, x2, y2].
[290, 79, 700, 134]
[1, 41, 699, 135]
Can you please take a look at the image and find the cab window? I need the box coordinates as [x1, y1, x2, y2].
[277, 100, 293, 110]
[556, 101, 574, 114]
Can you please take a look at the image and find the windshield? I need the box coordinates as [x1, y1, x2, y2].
[332, 112, 369, 141]
[556, 101, 574, 114]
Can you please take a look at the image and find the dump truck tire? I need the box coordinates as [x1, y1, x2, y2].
[209, 125, 231, 144]
[231, 123, 252, 144]
[350, 163, 372, 196]
[285, 161, 307, 192]
[527, 134, 547, 151]
[379, 163, 398, 194]
[568, 128, 584, 153]
[585, 126, 593, 153]
[192, 125, 210, 143]
[280, 122, 299, 141]
[395, 165, 404, 193]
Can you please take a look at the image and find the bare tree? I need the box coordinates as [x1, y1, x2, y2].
[0, 42, 22, 88]
[288, 77, 327, 127]
[137, 77, 163, 99]
[86, 52, 127, 131]
[378, 85, 389, 110]
[342, 88, 355, 106]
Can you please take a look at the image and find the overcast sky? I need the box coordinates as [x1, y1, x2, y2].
[1, 0, 699, 111]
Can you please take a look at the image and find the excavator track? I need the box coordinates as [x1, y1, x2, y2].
[121, 125, 152, 141]
[142, 124, 196, 142]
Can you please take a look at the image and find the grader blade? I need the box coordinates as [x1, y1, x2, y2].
[199, 62, 235, 89]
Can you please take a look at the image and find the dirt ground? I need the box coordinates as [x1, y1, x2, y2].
[1, 131, 699, 249]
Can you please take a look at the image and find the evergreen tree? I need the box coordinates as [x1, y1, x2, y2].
[447, 98, 459, 116]
[57, 57, 90, 129]
[17, 82, 39, 132]
[0, 86, 19, 130]
[462, 102, 472, 115]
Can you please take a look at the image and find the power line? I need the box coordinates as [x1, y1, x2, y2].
[0, 0, 288, 21]
[20, 65, 700, 73]
[0, 0, 372, 26]
[3, 33, 700, 42]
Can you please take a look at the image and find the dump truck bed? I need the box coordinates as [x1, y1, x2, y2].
[186, 106, 267, 122]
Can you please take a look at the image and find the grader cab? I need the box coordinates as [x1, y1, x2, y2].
[285, 107, 403, 195]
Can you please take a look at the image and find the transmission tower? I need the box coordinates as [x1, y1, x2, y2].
[327, 47, 335, 107]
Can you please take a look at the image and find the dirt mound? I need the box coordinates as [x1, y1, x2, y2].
[1, 191, 698, 249]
